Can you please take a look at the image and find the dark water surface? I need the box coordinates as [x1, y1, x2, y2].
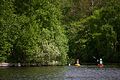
[0, 65, 120, 80]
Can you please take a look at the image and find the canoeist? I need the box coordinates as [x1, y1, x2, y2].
[75, 59, 80, 67]
[97, 58, 104, 68]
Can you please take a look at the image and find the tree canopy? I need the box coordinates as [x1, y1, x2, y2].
[0, 0, 120, 65]
[0, 0, 68, 65]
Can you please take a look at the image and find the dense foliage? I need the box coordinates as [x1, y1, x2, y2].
[65, 0, 120, 63]
[0, 0, 120, 65]
[0, 0, 68, 65]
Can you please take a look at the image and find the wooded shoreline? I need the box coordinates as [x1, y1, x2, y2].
[0, 62, 60, 67]
[0, 63, 40, 67]
[0, 62, 120, 67]
[0, 0, 120, 64]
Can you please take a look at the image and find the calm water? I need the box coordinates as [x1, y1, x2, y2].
[0, 65, 120, 80]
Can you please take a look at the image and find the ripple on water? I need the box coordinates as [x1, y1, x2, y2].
[0, 66, 120, 80]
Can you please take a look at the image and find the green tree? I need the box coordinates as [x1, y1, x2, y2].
[0, 0, 68, 65]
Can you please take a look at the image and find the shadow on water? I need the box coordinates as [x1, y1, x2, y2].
[0, 65, 120, 80]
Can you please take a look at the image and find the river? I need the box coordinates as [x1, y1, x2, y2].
[0, 65, 120, 80]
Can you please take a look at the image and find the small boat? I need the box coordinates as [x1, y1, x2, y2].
[97, 64, 104, 68]
[75, 63, 80, 67]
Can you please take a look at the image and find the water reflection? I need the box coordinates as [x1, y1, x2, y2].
[0, 66, 120, 80]
[0, 66, 66, 80]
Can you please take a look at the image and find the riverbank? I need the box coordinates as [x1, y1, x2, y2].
[0, 62, 120, 67]
[0, 61, 63, 67]
[0, 63, 52, 67]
